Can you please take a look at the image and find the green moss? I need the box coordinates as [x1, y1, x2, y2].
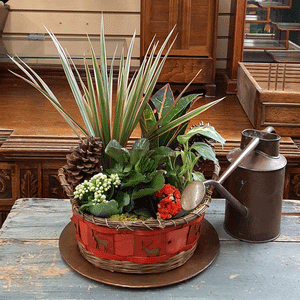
[108, 213, 154, 222]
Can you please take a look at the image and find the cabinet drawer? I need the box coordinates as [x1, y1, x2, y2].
[158, 57, 214, 84]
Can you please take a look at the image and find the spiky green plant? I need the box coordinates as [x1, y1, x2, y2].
[9, 19, 176, 149]
[9, 20, 224, 157]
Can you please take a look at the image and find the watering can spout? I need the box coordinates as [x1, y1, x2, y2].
[204, 180, 248, 217]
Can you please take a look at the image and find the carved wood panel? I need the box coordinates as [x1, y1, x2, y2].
[0, 168, 12, 199]
[288, 169, 300, 200]
[43, 169, 66, 199]
[20, 169, 39, 198]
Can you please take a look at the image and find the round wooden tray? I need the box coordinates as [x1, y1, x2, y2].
[59, 219, 219, 288]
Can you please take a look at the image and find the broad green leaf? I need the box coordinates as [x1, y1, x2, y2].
[152, 146, 176, 157]
[140, 103, 157, 138]
[115, 192, 131, 211]
[121, 171, 145, 188]
[192, 172, 206, 182]
[151, 84, 174, 120]
[178, 125, 226, 145]
[130, 138, 150, 166]
[135, 156, 156, 175]
[105, 140, 130, 165]
[88, 200, 121, 217]
[191, 142, 218, 162]
[134, 208, 153, 219]
[131, 171, 165, 200]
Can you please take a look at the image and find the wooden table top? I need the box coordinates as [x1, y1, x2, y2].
[0, 198, 299, 299]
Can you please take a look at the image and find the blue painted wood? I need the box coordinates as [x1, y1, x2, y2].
[0, 198, 299, 300]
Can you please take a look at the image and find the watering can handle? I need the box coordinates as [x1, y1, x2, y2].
[218, 126, 275, 185]
[263, 126, 276, 133]
[205, 126, 276, 217]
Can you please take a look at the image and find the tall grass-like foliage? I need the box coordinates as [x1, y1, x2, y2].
[9, 20, 175, 148]
[9, 20, 224, 151]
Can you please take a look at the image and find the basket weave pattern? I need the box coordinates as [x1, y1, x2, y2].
[58, 163, 219, 274]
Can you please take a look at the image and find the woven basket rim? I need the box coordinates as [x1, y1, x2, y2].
[58, 162, 220, 230]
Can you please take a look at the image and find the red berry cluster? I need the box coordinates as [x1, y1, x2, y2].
[155, 184, 182, 220]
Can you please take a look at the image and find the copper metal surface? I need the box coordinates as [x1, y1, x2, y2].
[59, 219, 220, 288]
[224, 128, 287, 242]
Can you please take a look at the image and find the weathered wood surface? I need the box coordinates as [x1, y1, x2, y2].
[0, 198, 299, 299]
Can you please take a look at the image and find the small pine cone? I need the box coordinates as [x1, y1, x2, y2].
[64, 136, 103, 188]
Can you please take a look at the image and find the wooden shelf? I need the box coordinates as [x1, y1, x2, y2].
[257, 0, 292, 9]
[266, 50, 300, 62]
[271, 22, 300, 31]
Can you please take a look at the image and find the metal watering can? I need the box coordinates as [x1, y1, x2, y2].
[181, 126, 287, 242]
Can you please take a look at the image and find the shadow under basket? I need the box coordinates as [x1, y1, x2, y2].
[58, 164, 219, 274]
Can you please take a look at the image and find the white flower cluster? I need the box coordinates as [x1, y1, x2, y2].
[74, 173, 121, 204]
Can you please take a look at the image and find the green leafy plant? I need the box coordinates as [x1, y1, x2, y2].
[165, 125, 225, 192]
[140, 84, 225, 149]
[105, 138, 175, 214]
[73, 173, 130, 217]
[9, 19, 226, 220]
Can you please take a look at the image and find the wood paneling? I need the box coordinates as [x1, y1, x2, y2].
[7, 0, 140, 12]
[5, 12, 140, 36]
[141, 0, 219, 94]
[3, 36, 140, 67]
[3, 0, 233, 72]
[157, 57, 214, 84]
[141, 0, 217, 57]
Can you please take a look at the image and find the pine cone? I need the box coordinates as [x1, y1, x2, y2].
[64, 136, 103, 188]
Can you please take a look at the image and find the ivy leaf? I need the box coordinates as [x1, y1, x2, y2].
[191, 142, 218, 162]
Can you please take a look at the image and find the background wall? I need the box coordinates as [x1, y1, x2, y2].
[3, 0, 232, 70]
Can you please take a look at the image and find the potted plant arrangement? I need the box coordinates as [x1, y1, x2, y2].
[10, 21, 225, 274]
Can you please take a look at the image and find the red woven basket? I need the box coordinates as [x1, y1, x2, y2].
[58, 163, 219, 274]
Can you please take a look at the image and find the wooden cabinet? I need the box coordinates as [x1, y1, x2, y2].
[227, 0, 300, 88]
[141, 0, 219, 96]
[0, 135, 78, 227]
